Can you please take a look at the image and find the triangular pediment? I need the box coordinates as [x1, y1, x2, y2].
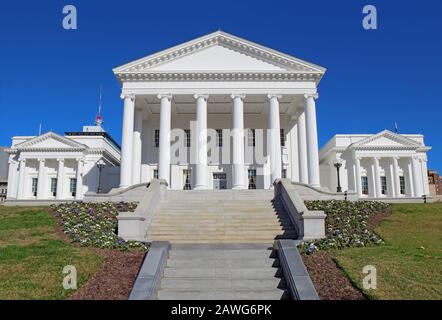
[14, 132, 87, 150]
[148, 45, 287, 72]
[350, 130, 421, 149]
[113, 31, 326, 79]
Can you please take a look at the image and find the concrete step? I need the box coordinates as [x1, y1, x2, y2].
[168, 248, 272, 258]
[150, 220, 291, 227]
[151, 239, 286, 243]
[160, 278, 282, 290]
[149, 224, 295, 233]
[157, 289, 287, 300]
[163, 267, 278, 278]
[166, 257, 277, 268]
[147, 229, 297, 239]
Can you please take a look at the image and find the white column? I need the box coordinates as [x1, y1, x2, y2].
[407, 159, 415, 197]
[304, 94, 320, 187]
[297, 112, 308, 184]
[231, 94, 246, 189]
[355, 156, 363, 198]
[267, 94, 282, 185]
[56, 159, 65, 200]
[392, 156, 401, 197]
[132, 108, 143, 185]
[36, 159, 45, 199]
[420, 158, 430, 196]
[75, 159, 83, 200]
[388, 158, 396, 197]
[158, 94, 172, 185]
[193, 94, 209, 190]
[119, 94, 136, 188]
[6, 158, 18, 199]
[290, 120, 299, 182]
[17, 158, 26, 199]
[411, 155, 423, 197]
[373, 157, 382, 198]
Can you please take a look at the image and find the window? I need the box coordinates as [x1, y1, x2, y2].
[32, 178, 38, 196]
[248, 169, 257, 189]
[280, 129, 286, 147]
[248, 129, 256, 147]
[380, 176, 387, 195]
[153, 169, 158, 179]
[183, 169, 191, 190]
[399, 176, 406, 195]
[282, 169, 287, 179]
[51, 178, 57, 197]
[184, 129, 191, 148]
[154, 129, 160, 148]
[216, 129, 223, 147]
[70, 178, 77, 197]
[361, 176, 369, 195]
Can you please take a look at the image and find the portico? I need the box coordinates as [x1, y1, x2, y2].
[116, 92, 322, 190]
[113, 31, 326, 190]
[319, 130, 431, 199]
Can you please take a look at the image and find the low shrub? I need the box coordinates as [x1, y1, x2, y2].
[301, 200, 390, 254]
[50, 202, 148, 251]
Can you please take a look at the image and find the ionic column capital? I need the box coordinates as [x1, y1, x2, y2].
[193, 94, 209, 100]
[37, 158, 45, 163]
[56, 158, 65, 163]
[304, 93, 319, 100]
[157, 94, 173, 101]
[267, 94, 282, 101]
[120, 93, 136, 101]
[231, 94, 246, 100]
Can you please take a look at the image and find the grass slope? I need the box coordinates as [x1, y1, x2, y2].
[0, 206, 101, 299]
[333, 203, 442, 300]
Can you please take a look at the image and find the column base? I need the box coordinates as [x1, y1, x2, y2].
[309, 183, 321, 188]
[193, 185, 209, 190]
[232, 185, 247, 190]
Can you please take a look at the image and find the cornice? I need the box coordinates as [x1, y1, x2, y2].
[352, 145, 418, 151]
[14, 147, 86, 152]
[116, 72, 322, 83]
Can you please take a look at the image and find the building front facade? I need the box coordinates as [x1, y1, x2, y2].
[111, 31, 432, 198]
[319, 130, 431, 199]
[113, 31, 326, 191]
[5, 126, 120, 201]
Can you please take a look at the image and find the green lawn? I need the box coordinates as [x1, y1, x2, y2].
[0, 206, 102, 299]
[333, 203, 442, 300]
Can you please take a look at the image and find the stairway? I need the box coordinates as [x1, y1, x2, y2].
[157, 243, 291, 300]
[146, 190, 297, 243]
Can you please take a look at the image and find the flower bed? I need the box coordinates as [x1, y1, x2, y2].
[301, 200, 390, 254]
[50, 202, 148, 251]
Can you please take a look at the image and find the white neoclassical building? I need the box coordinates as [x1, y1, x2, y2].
[111, 31, 431, 197]
[5, 126, 120, 202]
[319, 130, 431, 199]
[5, 31, 432, 201]
[113, 31, 326, 191]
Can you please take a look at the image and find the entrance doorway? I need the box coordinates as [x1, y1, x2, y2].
[183, 169, 191, 190]
[248, 169, 257, 189]
[213, 173, 227, 190]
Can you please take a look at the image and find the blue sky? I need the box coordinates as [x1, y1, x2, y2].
[1, 0, 441, 170]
